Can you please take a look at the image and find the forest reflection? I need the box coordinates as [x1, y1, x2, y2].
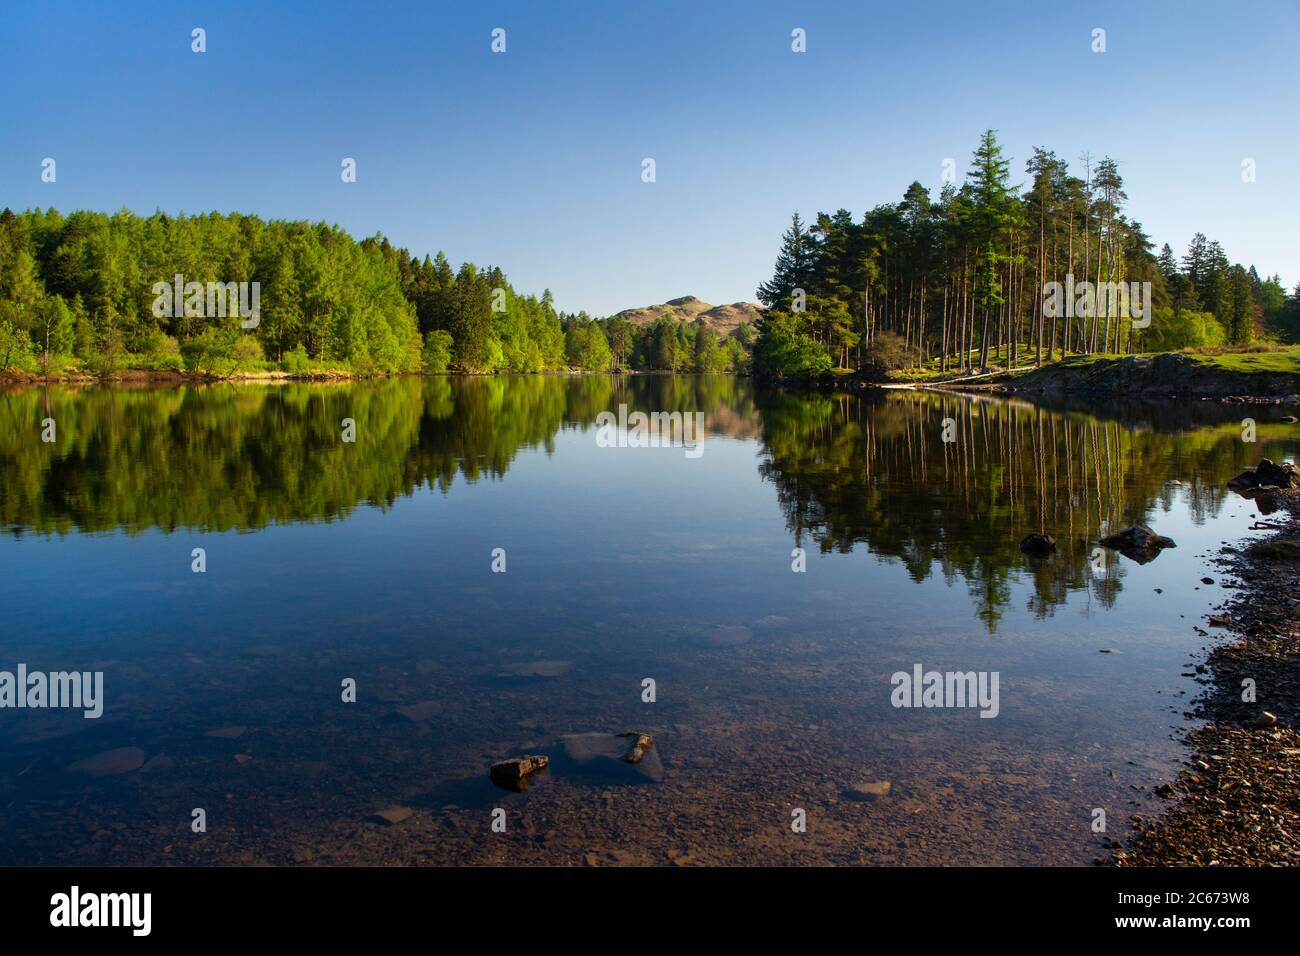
[757, 388, 1288, 629]
[1, 377, 1287, 633]
[0, 375, 755, 535]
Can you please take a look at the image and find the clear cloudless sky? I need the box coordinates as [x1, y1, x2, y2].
[1, 0, 1296, 315]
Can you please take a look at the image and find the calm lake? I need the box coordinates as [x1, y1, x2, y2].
[1, 376, 1293, 865]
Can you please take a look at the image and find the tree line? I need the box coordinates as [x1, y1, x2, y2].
[0, 208, 745, 377]
[753, 130, 1298, 379]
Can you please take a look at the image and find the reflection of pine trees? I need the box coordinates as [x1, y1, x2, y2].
[757, 389, 1278, 632]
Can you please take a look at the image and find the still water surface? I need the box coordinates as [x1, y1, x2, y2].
[1, 376, 1293, 865]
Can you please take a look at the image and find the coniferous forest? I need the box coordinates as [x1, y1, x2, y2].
[752, 130, 1299, 380]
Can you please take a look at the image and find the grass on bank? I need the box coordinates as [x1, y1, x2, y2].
[886, 344, 1300, 383]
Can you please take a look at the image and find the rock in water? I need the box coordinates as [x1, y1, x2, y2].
[1229, 458, 1300, 491]
[1251, 712, 1278, 729]
[490, 754, 550, 792]
[1019, 533, 1056, 556]
[560, 732, 663, 783]
[844, 780, 891, 801]
[1254, 459, 1299, 488]
[620, 733, 654, 764]
[1099, 525, 1176, 563]
[1227, 470, 1259, 490]
[65, 747, 146, 777]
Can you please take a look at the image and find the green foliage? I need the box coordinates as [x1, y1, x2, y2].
[282, 343, 311, 374]
[34, 295, 76, 360]
[0, 208, 421, 376]
[752, 311, 832, 379]
[1143, 307, 1226, 351]
[421, 330, 454, 373]
[564, 320, 613, 371]
[0, 319, 37, 372]
[181, 327, 265, 376]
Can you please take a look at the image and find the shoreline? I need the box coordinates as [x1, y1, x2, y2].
[0, 368, 681, 388]
[765, 351, 1300, 404]
[1110, 484, 1300, 866]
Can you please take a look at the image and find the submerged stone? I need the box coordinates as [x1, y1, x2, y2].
[368, 807, 414, 826]
[560, 732, 663, 783]
[392, 700, 443, 722]
[844, 780, 891, 801]
[706, 625, 751, 647]
[65, 746, 145, 777]
[204, 725, 246, 739]
[140, 753, 175, 773]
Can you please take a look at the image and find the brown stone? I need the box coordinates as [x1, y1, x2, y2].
[490, 755, 549, 792]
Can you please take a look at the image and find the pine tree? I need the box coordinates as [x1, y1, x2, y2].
[757, 212, 817, 308]
[967, 130, 1015, 368]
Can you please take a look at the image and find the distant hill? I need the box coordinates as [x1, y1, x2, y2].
[614, 295, 762, 338]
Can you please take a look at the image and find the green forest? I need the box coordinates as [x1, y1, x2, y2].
[0, 208, 745, 378]
[752, 130, 1300, 380]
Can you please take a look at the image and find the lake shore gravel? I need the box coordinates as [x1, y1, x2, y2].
[1111, 485, 1300, 867]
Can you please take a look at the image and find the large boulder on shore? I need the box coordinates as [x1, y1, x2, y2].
[1228, 458, 1299, 491]
[1100, 525, 1176, 564]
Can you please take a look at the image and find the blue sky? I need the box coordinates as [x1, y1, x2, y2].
[1, 0, 1296, 314]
